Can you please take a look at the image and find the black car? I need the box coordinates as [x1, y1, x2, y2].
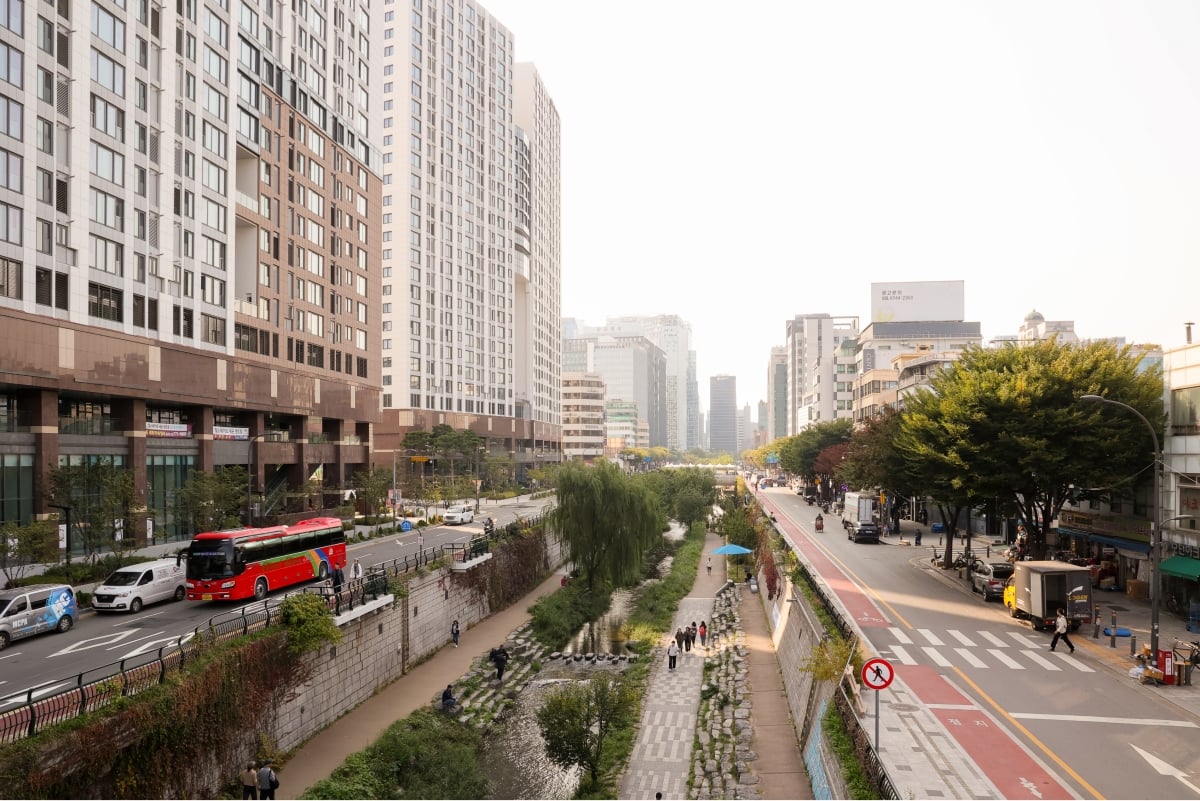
[848, 521, 880, 543]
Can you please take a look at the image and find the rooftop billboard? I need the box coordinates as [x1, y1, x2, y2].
[871, 280, 965, 323]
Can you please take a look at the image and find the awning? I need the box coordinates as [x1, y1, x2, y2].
[1059, 527, 1152, 555]
[1159, 555, 1200, 581]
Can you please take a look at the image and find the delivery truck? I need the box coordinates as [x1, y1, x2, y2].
[841, 492, 875, 530]
[1003, 561, 1092, 631]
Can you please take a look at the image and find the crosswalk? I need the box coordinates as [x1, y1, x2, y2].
[879, 627, 1095, 672]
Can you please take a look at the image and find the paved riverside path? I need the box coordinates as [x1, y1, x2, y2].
[739, 590, 814, 800]
[619, 529, 726, 799]
[283, 570, 565, 796]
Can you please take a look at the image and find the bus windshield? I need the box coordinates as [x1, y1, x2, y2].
[186, 541, 236, 580]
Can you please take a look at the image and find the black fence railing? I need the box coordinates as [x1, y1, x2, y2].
[0, 510, 550, 745]
[834, 679, 899, 800]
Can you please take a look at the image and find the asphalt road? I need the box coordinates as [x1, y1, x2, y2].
[0, 500, 551, 708]
[761, 488, 1200, 801]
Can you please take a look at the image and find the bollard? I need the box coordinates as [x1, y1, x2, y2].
[987, 545, 991, 557]
[1111, 611, 1117, 648]
[1093, 605, 1101, 639]
[1130, 634, 1137, 657]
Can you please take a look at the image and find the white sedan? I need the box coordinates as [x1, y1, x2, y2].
[443, 505, 475, 525]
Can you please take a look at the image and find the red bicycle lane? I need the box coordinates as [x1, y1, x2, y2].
[765, 499, 1075, 800]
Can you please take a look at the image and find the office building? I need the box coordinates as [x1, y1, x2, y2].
[561, 372, 605, 462]
[767, 347, 788, 442]
[0, 0, 383, 539]
[562, 329, 667, 447]
[708, 375, 738, 455]
[374, 2, 562, 479]
[785, 314, 860, 434]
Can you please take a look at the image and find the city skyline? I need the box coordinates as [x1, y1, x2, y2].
[480, 0, 1200, 406]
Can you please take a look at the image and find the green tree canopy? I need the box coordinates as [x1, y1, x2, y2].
[899, 339, 1164, 557]
[174, 466, 249, 534]
[777, 419, 854, 479]
[536, 673, 637, 787]
[551, 461, 661, 591]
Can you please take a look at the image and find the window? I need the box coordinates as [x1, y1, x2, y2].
[201, 313, 225, 345]
[90, 48, 124, 96]
[89, 187, 123, 230]
[88, 282, 123, 321]
[90, 93, 124, 140]
[0, 94, 21, 139]
[2, 3, 24, 36]
[0, 257, 18, 299]
[35, 116, 51, 154]
[0, 41, 22, 90]
[0, 200, 20, 245]
[90, 141, 124, 185]
[90, 234, 123, 275]
[0, 146, 19, 191]
[91, 2, 125, 50]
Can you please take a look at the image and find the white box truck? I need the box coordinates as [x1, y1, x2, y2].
[841, 492, 875, 529]
[1003, 561, 1092, 631]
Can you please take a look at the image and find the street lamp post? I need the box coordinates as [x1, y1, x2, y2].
[1079, 394, 1163, 655]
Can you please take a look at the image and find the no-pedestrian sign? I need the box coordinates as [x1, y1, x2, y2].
[861, 657, 894, 691]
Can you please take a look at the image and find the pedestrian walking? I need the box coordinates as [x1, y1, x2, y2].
[674, 627, 685, 651]
[666, 640, 679, 670]
[684, 622, 696, 652]
[1050, 608, 1075, 653]
[698, 621, 708, 647]
[451, 619, 460, 648]
[332, 565, 345, 594]
[490, 644, 510, 681]
[707, 556, 712, 576]
[351, 558, 363, 583]
[256, 759, 279, 801]
[240, 762, 258, 800]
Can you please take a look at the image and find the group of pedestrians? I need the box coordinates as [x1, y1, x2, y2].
[239, 759, 279, 800]
[667, 621, 708, 670]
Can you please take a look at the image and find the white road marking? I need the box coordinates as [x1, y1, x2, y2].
[988, 649, 1024, 669]
[890, 627, 913, 644]
[955, 647, 988, 668]
[948, 629, 976, 647]
[889, 645, 918, 665]
[120, 631, 194, 658]
[918, 628, 945, 646]
[112, 610, 167, 626]
[926, 703, 979, 710]
[0, 652, 20, 660]
[1022, 650, 1061, 671]
[922, 645, 953, 667]
[1014, 713, 1198, 727]
[1008, 632, 1043, 648]
[49, 630, 140, 656]
[978, 631, 1008, 648]
[1053, 652, 1095, 672]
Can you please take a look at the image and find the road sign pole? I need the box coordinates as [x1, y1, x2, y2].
[875, 689, 880, 748]
[860, 657, 895, 752]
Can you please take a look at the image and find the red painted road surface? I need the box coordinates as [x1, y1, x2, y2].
[767, 497, 1075, 800]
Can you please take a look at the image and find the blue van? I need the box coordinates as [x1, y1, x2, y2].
[0, 584, 77, 649]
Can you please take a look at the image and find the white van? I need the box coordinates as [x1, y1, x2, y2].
[92, 559, 187, 613]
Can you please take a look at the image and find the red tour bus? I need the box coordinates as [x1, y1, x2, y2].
[185, 517, 347, 602]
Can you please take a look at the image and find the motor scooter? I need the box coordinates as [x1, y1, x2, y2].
[814, 514, 824, 532]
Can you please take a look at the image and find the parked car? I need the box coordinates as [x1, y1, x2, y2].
[970, 560, 1014, 601]
[443, 505, 475, 525]
[92, 559, 187, 613]
[0, 584, 76, 650]
[847, 521, 880, 544]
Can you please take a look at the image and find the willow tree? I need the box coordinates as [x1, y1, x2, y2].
[898, 339, 1163, 561]
[551, 461, 661, 591]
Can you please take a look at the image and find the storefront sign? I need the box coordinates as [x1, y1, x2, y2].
[146, 422, 192, 438]
[213, 426, 250, 441]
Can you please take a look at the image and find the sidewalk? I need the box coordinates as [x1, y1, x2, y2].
[283, 569, 565, 796]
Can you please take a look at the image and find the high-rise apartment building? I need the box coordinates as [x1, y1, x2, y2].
[785, 314, 860, 434]
[0, 0, 382, 538]
[374, 2, 562, 478]
[767, 346, 787, 442]
[708, 375, 738, 455]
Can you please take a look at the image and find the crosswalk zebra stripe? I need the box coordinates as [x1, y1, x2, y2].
[918, 628, 945, 646]
[948, 629, 976, 647]
[988, 648, 1024, 669]
[890, 627, 913, 644]
[1008, 632, 1043, 648]
[1053, 652, 1095, 672]
[978, 631, 1008, 648]
[890, 645, 918, 665]
[922, 645, 953, 667]
[1023, 650, 1062, 670]
[955, 647, 988, 668]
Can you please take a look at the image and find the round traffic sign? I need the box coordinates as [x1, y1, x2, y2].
[861, 657, 894, 690]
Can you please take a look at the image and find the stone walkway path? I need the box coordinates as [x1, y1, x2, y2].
[619, 530, 724, 799]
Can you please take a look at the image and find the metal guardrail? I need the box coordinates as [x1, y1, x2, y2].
[0, 512, 549, 744]
[834, 680, 899, 800]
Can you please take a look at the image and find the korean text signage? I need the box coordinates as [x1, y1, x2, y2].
[146, 422, 192, 438]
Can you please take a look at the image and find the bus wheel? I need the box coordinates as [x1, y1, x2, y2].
[254, 578, 268, 602]
[318, 563, 328, 581]
[56, 615, 73, 633]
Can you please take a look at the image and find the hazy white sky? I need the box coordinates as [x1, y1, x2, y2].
[483, 0, 1200, 409]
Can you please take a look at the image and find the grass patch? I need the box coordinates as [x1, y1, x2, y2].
[301, 709, 487, 800]
[821, 701, 876, 800]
